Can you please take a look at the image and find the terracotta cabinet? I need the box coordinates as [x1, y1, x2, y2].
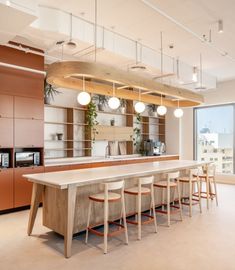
[0, 169, 14, 211]
[0, 94, 13, 118]
[14, 166, 44, 208]
[14, 96, 44, 120]
[14, 119, 44, 147]
[0, 118, 13, 147]
[44, 165, 71, 172]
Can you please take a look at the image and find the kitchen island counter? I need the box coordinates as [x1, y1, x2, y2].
[24, 159, 209, 258]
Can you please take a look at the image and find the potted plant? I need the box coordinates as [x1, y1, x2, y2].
[147, 104, 158, 117]
[110, 118, 115, 126]
[86, 100, 99, 142]
[44, 80, 60, 104]
[119, 98, 126, 114]
[93, 94, 108, 111]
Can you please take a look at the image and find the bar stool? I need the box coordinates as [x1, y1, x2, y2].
[85, 180, 128, 254]
[124, 176, 157, 240]
[179, 168, 202, 217]
[193, 164, 218, 209]
[154, 171, 183, 227]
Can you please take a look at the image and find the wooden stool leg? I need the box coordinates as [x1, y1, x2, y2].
[172, 185, 176, 206]
[213, 177, 218, 206]
[104, 199, 109, 254]
[85, 200, 92, 244]
[161, 188, 165, 211]
[121, 190, 128, 244]
[151, 184, 157, 233]
[206, 166, 210, 210]
[189, 179, 192, 217]
[176, 179, 183, 221]
[182, 182, 185, 204]
[196, 179, 202, 213]
[137, 191, 142, 240]
[167, 182, 170, 227]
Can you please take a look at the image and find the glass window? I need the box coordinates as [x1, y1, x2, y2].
[194, 105, 234, 174]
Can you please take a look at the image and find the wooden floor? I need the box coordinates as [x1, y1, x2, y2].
[0, 184, 235, 270]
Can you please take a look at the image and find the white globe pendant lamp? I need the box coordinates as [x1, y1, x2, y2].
[77, 76, 91, 105]
[134, 89, 145, 113]
[174, 100, 184, 118]
[157, 95, 167, 116]
[108, 83, 120, 110]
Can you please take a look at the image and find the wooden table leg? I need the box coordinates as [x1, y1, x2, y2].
[64, 185, 77, 258]
[27, 183, 44, 236]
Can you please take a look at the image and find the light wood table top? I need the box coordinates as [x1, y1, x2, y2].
[24, 160, 208, 189]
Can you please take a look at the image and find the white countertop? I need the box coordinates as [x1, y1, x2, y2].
[44, 154, 179, 167]
[24, 160, 208, 189]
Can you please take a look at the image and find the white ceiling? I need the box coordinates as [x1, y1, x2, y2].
[36, 0, 235, 82]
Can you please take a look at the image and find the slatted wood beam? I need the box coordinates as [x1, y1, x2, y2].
[47, 61, 204, 107]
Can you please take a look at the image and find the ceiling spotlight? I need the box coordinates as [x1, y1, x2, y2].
[218, 20, 223, 33]
[77, 76, 91, 105]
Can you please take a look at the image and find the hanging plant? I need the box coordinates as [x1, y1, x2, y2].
[86, 100, 99, 142]
[133, 113, 143, 154]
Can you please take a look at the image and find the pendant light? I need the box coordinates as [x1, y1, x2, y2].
[174, 100, 183, 118]
[108, 82, 120, 109]
[195, 54, 206, 91]
[77, 76, 91, 105]
[156, 32, 167, 116]
[66, 13, 77, 49]
[157, 94, 167, 116]
[134, 88, 145, 113]
[192, 66, 198, 82]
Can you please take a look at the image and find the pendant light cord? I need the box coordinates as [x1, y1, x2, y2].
[94, 0, 97, 62]
[83, 76, 85, 92]
[113, 82, 115, 96]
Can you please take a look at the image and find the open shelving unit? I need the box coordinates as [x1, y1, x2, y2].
[44, 102, 166, 159]
[44, 104, 92, 159]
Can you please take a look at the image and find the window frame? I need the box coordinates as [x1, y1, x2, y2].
[193, 103, 235, 174]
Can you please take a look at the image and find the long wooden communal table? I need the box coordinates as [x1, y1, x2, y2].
[24, 160, 209, 258]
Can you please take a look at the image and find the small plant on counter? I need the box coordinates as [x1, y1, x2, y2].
[147, 104, 158, 117]
[86, 100, 99, 143]
[119, 98, 127, 114]
[93, 94, 108, 111]
[44, 79, 60, 104]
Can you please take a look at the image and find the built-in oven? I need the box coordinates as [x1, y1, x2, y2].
[15, 152, 40, 167]
[0, 153, 10, 168]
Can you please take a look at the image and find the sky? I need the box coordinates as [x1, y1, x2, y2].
[196, 105, 233, 134]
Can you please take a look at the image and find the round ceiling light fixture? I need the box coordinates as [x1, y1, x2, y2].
[157, 95, 167, 116]
[77, 76, 91, 105]
[108, 83, 120, 110]
[174, 100, 184, 118]
[134, 88, 145, 113]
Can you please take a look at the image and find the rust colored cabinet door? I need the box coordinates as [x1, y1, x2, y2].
[0, 118, 13, 147]
[14, 166, 44, 208]
[14, 96, 44, 120]
[44, 165, 71, 172]
[0, 94, 13, 118]
[14, 119, 44, 147]
[0, 169, 14, 211]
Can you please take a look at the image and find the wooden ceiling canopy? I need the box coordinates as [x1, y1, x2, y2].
[46, 61, 204, 107]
